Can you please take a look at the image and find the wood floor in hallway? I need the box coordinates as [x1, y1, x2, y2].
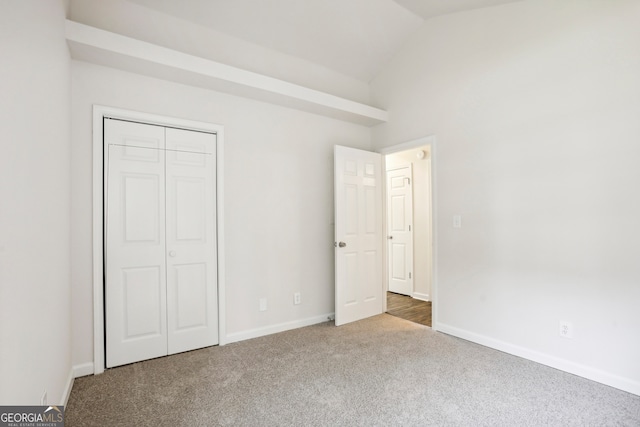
[386, 291, 432, 327]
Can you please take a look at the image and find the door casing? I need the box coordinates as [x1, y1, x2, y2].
[92, 105, 226, 374]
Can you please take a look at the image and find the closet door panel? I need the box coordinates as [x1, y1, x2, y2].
[165, 128, 218, 354]
[105, 120, 168, 368]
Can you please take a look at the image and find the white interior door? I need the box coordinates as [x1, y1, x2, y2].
[105, 119, 217, 368]
[165, 128, 218, 354]
[105, 120, 168, 368]
[386, 166, 414, 296]
[334, 145, 383, 326]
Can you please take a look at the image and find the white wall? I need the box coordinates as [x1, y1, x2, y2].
[371, 0, 640, 394]
[0, 0, 72, 404]
[385, 146, 432, 300]
[71, 61, 371, 368]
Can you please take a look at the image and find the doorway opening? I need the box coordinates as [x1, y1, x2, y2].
[386, 291, 432, 327]
[381, 137, 434, 328]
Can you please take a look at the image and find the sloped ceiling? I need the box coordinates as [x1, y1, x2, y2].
[126, 0, 523, 82]
[393, 0, 524, 20]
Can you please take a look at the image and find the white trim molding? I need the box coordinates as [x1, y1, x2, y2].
[73, 363, 95, 379]
[92, 105, 226, 374]
[412, 292, 430, 302]
[225, 313, 334, 344]
[62, 369, 74, 407]
[436, 322, 640, 397]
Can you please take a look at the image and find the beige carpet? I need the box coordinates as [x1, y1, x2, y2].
[67, 314, 640, 426]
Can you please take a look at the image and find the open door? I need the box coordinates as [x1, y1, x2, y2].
[334, 145, 383, 326]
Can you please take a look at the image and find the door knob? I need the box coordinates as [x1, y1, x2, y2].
[338, 242, 346, 248]
[388, 236, 393, 240]
[169, 250, 176, 257]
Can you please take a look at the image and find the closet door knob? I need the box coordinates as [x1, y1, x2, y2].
[169, 250, 176, 257]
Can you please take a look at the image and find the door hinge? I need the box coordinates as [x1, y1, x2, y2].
[409, 225, 411, 231]
[409, 272, 412, 279]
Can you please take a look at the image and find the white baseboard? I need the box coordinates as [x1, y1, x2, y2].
[226, 313, 334, 344]
[73, 362, 95, 378]
[62, 368, 74, 407]
[412, 292, 430, 301]
[435, 322, 640, 397]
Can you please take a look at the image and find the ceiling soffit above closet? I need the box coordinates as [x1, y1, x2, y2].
[67, 0, 524, 126]
[65, 20, 389, 126]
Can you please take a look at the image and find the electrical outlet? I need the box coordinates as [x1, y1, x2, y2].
[294, 292, 301, 305]
[559, 321, 573, 339]
[41, 390, 47, 406]
[259, 298, 267, 312]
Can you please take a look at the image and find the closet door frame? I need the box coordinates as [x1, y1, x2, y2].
[92, 105, 226, 375]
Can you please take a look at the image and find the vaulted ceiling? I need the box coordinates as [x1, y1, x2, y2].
[126, 0, 524, 82]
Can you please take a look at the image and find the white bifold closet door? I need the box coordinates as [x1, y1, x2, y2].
[105, 118, 217, 368]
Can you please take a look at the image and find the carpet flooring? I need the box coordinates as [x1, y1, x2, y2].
[66, 314, 640, 426]
[386, 292, 432, 327]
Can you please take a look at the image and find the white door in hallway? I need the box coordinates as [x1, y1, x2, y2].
[105, 119, 217, 368]
[334, 145, 383, 326]
[386, 166, 414, 296]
